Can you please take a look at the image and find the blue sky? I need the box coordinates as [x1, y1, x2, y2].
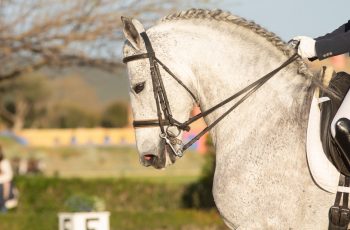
[211, 0, 349, 41]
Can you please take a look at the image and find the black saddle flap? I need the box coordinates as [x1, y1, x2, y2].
[320, 72, 350, 176]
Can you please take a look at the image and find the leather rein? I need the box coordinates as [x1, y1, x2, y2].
[123, 31, 299, 157]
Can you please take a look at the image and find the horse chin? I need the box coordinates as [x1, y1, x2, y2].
[152, 146, 167, 169]
[150, 142, 177, 169]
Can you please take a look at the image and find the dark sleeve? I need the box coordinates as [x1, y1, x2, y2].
[315, 20, 350, 60]
[315, 22, 348, 40]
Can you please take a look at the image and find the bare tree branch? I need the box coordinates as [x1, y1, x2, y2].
[0, 0, 215, 81]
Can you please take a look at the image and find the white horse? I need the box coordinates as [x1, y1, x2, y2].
[122, 9, 335, 229]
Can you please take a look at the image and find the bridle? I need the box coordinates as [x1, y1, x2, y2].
[123, 31, 299, 157]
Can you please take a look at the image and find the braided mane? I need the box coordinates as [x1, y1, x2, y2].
[160, 9, 313, 79]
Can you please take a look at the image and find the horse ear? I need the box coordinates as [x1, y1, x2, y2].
[121, 17, 145, 51]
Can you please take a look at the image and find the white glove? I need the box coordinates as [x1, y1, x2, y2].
[292, 36, 316, 59]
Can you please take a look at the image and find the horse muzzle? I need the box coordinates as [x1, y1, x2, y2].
[140, 138, 177, 169]
[139, 141, 166, 169]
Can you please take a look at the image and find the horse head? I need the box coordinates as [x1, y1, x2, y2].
[122, 17, 197, 169]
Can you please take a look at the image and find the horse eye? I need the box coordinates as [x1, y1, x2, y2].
[133, 81, 145, 94]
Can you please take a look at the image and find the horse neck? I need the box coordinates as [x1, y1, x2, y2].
[182, 26, 312, 158]
[150, 21, 311, 154]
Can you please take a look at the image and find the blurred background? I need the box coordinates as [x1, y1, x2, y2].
[0, 0, 349, 229]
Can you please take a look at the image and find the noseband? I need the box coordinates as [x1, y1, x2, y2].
[123, 31, 298, 157]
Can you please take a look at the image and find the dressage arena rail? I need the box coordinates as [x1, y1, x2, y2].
[13, 128, 207, 153]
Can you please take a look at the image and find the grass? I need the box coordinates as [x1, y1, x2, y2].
[110, 210, 227, 230]
[0, 210, 228, 230]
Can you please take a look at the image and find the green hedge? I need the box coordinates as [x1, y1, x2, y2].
[13, 176, 184, 212]
[0, 210, 226, 230]
[0, 176, 226, 230]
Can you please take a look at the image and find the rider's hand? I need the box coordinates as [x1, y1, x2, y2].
[291, 36, 317, 59]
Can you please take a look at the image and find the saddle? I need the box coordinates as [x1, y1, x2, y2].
[307, 68, 350, 229]
[319, 70, 350, 176]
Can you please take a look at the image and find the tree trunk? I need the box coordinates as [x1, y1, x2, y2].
[12, 99, 29, 132]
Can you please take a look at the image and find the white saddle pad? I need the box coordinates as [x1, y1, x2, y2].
[306, 93, 339, 193]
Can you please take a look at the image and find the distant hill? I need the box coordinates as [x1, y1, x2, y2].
[42, 65, 130, 108]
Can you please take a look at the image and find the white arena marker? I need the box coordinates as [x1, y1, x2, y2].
[58, 212, 110, 230]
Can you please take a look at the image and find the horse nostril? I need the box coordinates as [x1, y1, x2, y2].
[143, 154, 155, 161]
